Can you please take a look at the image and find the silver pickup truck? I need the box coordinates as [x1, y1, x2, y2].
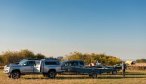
[4, 58, 64, 79]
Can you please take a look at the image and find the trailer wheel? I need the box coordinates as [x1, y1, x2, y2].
[89, 73, 97, 78]
[112, 70, 117, 75]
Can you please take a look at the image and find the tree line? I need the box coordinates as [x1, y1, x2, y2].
[0, 49, 45, 65]
[65, 52, 122, 65]
[0, 50, 122, 65]
[136, 59, 146, 63]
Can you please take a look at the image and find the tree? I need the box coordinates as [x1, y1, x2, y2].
[18, 49, 35, 58]
[136, 59, 146, 63]
[65, 52, 121, 65]
[0, 49, 46, 64]
[35, 53, 45, 59]
[0, 55, 3, 64]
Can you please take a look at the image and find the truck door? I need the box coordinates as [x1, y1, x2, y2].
[33, 61, 41, 73]
[21, 61, 35, 73]
[62, 62, 70, 71]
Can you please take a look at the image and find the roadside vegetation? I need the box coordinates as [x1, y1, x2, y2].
[65, 52, 121, 65]
[0, 49, 121, 65]
[0, 49, 45, 65]
[136, 59, 146, 63]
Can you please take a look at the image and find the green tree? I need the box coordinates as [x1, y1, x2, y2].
[18, 49, 35, 58]
[136, 59, 146, 63]
[0, 49, 46, 64]
[0, 55, 3, 64]
[65, 52, 121, 65]
[35, 53, 45, 59]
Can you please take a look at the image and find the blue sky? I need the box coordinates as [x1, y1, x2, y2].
[0, 0, 146, 60]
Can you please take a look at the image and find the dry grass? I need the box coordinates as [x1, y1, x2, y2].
[0, 70, 146, 84]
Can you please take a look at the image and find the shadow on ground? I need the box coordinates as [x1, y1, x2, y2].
[22, 74, 146, 80]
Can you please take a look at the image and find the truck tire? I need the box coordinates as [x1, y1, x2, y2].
[48, 70, 56, 79]
[11, 71, 21, 79]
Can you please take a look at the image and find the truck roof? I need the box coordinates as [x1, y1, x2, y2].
[24, 58, 59, 61]
[63, 60, 84, 62]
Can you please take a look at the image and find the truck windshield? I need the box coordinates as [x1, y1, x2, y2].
[19, 59, 27, 65]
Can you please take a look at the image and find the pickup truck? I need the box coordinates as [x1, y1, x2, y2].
[4, 58, 63, 79]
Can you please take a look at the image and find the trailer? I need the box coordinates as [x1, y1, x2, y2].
[61, 60, 118, 78]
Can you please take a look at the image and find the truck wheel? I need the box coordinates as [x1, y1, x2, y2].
[48, 70, 56, 79]
[11, 71, 21, 79]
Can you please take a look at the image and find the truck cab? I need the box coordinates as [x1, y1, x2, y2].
[17, 59, 41, 74]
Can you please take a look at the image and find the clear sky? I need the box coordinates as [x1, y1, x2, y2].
[0, 0, 146, 60]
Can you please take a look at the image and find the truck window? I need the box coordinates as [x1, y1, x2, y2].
[64, 62, 69, 66]
[35, 61, 40, 66]
[22, 61, 36, 66]
[45, 61, 59, 65]
[27, 61, 36, 66]
[79, 61, 84, 66]
[71, 62, 78, 66]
